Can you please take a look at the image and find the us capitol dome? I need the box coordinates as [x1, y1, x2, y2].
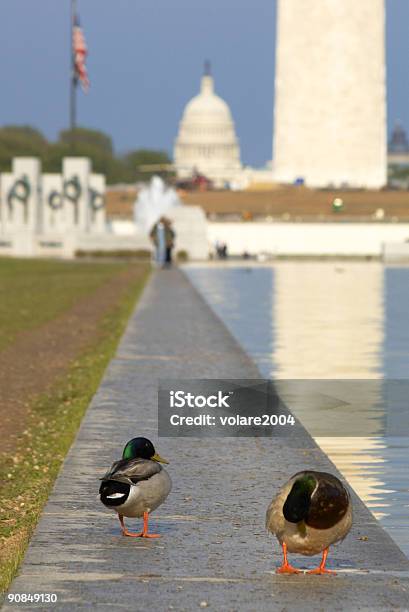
[174, 63, 242, 188]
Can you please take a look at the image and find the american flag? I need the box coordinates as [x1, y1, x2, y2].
[72, 15, 89, 92]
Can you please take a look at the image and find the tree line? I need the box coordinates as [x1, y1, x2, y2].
[0, 125, 172, 184]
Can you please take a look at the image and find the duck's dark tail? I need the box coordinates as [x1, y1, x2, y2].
[99, 480, 130, 507]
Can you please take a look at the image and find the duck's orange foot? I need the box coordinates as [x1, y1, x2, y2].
[276, 543, 302, 574]
[122, 529, 144, 538]
[306, 548, 335, 575]
[122, 530, 161, 538]
[307, 567, 336, 575]
[276, 564, 302, 575]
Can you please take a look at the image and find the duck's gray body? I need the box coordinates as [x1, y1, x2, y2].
[116, 469, 171, 517]
[100, 457, 172, 518]
[266, 471, 352, 556]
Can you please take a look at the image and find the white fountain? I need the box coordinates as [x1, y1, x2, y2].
[133, 176, 208, 260]
[134, 176, 180, 234]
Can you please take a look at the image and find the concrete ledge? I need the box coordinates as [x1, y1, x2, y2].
[3, 269, 409, 611]
[208, 221, 409, 257]
[383, 241, 409, 262]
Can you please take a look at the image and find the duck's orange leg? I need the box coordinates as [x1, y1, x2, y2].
[276, 542, 302, 574]
[307, 548, 336, 575]
[118, 514, 143, 537]
[119, 512, 161, 538]
[140, 511, 161, 539]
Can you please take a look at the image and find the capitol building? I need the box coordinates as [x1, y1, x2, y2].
[174, 64, 242, 188]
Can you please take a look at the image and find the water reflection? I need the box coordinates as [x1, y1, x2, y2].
[273, 262, 383, 379]
[186, 262, 409, 557]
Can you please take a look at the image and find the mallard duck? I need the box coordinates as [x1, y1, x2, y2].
[266, 470, 352, 574]
[99, 437, 172, 538]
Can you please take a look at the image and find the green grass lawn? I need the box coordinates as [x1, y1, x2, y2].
[0, 258, 151, 593]
[0, 258, 133, 351]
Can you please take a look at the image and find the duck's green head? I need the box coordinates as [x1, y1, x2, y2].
[122, 437, 169, 464]
[283, 473, 316, 523]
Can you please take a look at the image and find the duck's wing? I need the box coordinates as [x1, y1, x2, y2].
[100, 458, 161, 485]
[306, 472, 350, 529]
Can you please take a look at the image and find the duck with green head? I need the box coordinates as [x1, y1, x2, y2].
[266, 470, 352, 574]
[99, 437, 172, 538]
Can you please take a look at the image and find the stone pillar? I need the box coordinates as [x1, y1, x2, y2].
[62, 157, 91, 231]
[89, 174, 106, 233]
[42, 174, 65, 233]
[1, 157, 41, 233]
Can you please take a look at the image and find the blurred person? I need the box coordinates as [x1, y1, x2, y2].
[150, 217, 175, 267]
[164, 218, 175, 266]
[150, 217, 166, 266]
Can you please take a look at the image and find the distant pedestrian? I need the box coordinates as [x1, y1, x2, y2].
[150, 217, 175, 267]
[215, 240, 228, 259]
[150, 217, 166, 266]
[164, 218, 175, 266]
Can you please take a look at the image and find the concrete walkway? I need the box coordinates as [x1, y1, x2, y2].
[4, 269, 409, 611]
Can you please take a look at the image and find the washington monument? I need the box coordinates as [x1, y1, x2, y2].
[273, 0, 387, 188]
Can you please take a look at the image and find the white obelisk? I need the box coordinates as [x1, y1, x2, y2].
[273, 0, 387, 189]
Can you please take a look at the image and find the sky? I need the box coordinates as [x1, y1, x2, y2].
[0, 0, 408, 167]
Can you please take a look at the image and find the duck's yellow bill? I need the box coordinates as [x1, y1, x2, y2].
[152, 452, 169, 464]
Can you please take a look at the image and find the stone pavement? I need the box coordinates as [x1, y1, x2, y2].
[3, 269, 409, 611]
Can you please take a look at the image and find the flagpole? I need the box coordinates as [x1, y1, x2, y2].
[70, 0, 77, 151]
